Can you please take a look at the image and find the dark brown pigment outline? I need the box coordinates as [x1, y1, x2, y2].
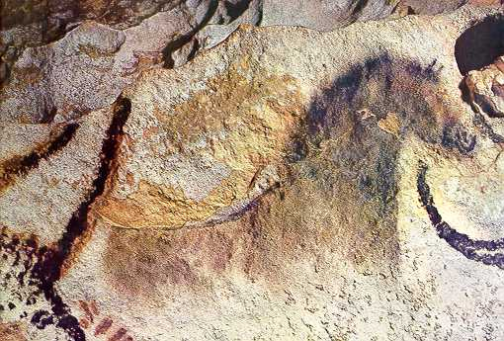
[0, 98, 131, 341]
[0, 123, 79, 189]
[34, 98, 131, 340]
[417, 162, 504, 269]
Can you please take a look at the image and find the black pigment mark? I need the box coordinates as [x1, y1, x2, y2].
[49, 97, 131, 283]
[0, 123, 79, 189]
[417, 162, 504, 269]
[31, 310, 54, 329]
[307, 54, 441, 143]
[441, 124, 477, 155]
[26, 97, 131, 340]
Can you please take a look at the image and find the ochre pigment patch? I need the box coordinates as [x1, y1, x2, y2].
[104, 223, 237, 300]
[97, 65, 307, 229]
[0, 322, 27, 341]
[97, 181, 238, 228]
[5, 7, 504, 341]
[102, 55, 457, 297]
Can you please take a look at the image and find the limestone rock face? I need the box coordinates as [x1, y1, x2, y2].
[2, 2, 504, 341]
[466, 56, 504, 118]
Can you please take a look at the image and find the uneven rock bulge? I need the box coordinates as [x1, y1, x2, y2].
[2, 2, 504, 341]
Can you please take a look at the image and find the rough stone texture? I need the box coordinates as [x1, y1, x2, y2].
[2, 2, 504, 341]
[466, 56, 504, 117]
[0, 1, 246, 123]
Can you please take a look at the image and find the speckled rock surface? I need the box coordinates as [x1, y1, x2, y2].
[2, 2, 504, 341]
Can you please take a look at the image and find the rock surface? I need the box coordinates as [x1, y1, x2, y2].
[2, 2, 504, 341]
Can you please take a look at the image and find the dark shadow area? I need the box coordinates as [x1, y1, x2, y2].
[162, 0, 219, 68]
[224, 0, 253, 24]
[455, 14, 504, 75]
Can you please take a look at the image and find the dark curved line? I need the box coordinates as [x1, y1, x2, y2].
[417, 162, 504, 269]
[0, 123, 79, 190]
[29, 97, 132, 341]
